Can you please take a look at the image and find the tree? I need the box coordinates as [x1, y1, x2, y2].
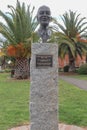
[0, 0, 38, 79]
[53, 10, 87, 71]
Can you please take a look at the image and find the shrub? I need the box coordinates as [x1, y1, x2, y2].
[4, 69, 11, 73]
[0, 70, 4, 73]
[64, 65, 69, 72]
[78, 63, 87, 74]
[59, 68, 63, 72]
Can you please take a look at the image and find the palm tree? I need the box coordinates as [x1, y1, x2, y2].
[53, 10, 87, 71]
[0, 0, 38, 79]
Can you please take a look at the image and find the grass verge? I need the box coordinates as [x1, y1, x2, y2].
[70, 74, 87, 80]
[59, 79, 87, 127]
[0, 73, 87, 129]
[0, 73, 30, 130]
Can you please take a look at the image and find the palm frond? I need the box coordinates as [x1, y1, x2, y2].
[0, 0, 38, 45]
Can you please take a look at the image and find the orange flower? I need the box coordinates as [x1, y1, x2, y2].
[6, 43, 29, 58]
[7, 45, 16, 57]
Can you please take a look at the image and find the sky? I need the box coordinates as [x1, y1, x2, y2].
[0, 0, 87, 45]
[0, 0, 87, 19]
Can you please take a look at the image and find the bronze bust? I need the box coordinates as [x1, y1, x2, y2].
[37, 5, 52, 43]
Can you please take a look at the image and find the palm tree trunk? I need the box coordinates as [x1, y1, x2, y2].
[14, 57, 29, 79]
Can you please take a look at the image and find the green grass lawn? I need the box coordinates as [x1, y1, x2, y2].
[0, 73, 30, 130]
[59, 79, 87, 127]
[0, 73, 87, 130]
[70, 74, 87, 80]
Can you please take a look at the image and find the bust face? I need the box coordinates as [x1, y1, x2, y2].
[37, 6, 51, 27]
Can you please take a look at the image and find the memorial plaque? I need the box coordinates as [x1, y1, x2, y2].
[36, 54, 53, 68]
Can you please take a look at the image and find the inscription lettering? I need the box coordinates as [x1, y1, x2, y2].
[36, 55, 53, 68]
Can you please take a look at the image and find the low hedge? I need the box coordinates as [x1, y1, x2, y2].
[64, 65, 69, 72]
[78, 63, 87, 74]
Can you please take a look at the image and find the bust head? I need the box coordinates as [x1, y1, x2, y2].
[37, 5, 51, 27]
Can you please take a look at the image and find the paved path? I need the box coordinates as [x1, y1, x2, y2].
[8, 123, 87, 130]
[60, 76, 87, 90]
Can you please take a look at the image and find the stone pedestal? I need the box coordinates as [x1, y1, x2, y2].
[30, 43, 58, 130]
